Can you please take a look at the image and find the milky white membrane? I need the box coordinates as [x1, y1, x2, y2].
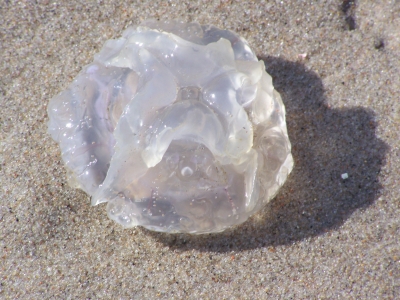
[47, 20, 293, 233]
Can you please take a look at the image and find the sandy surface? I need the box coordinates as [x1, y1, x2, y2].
[1, 1, 399, 299]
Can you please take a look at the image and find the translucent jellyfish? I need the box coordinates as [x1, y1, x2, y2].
[47, 20, 293, 234]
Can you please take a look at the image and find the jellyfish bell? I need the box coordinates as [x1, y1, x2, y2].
[47, 20, 293, 234]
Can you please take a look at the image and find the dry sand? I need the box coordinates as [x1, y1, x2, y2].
[1, 0, 399, 299]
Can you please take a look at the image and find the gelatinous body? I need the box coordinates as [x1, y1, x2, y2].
[47, 20, 293, 233]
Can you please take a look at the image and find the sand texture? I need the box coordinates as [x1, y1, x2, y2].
[1, 1, 399, 299]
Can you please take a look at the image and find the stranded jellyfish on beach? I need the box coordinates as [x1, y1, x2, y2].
[47, 20, 293, 234]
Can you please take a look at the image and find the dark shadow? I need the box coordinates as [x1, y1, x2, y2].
[145, 56, 389, 252]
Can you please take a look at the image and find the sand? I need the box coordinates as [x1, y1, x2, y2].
[1, 0, 399, 299]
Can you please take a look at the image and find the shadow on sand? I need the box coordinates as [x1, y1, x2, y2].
[145, 56, 388, 252]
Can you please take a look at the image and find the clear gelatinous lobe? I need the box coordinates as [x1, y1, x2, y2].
[47, 20, 293, 234]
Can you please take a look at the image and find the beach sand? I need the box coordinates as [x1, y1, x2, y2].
[1, 1, 399, 298]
